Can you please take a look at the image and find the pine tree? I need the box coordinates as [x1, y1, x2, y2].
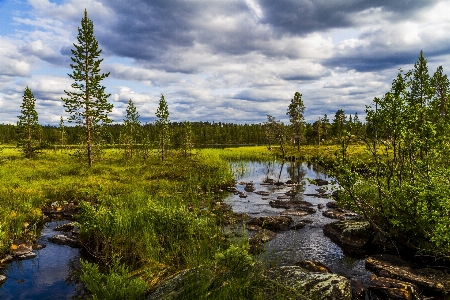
[156, 94, 170, 161]
[182, 120, 193, 158]
[17, 86, 40, 158]
[121, 99, 141, 161]
[59, 116, 66, 152]
[61, 9, 113, 167]
[286, 92, 305, 151]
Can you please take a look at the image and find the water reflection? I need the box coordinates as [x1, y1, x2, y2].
[225, 161, 371, 286]
[0, 221, 82, 300]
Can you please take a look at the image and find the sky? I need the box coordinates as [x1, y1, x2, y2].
[0, 0, 450, 125]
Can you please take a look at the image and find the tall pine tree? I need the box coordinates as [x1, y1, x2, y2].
[156, 94, 170, 161]
[121, 99, 141, 161]
[62, 9, 113, 167]
[17, 86, 40, 158]
[286, 92, 305, 151]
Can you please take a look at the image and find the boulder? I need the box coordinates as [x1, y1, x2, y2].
[323, 220, 373, 249]
[11, 239, 33, 257]
[269, 200, 316, 214]
[290, 221, 307, 230]
[266, 266, 352, 300]
[248, 229, 276, 254]
[247, 216, 294, 231]
[313, 179, 329, 186]
[295, 260, 333, 273]
[0, 255, 13, 264]
[351, 278, 366, 300]
[49, 234, 82, 248]
[0, 275, 6, 285]
[17, 252, 37, 260]
[326, 201, 339, 209]
[280, 209, 309, 217]
[322, 209, 346, 220]
[53, 222, 75, 232]
[366, 254, 450, 295]
[369, 274, 422, 300]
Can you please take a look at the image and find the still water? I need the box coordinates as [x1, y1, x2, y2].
[0, 220, 81, 299]
[224, 160, 371, 286]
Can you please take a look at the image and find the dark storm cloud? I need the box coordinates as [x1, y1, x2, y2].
[258, 0, 440, 35]
[97, 1, 253, 68]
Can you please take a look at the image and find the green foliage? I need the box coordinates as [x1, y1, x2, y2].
[286, 92, 306, 151]
[334, 51, 450, 256]
[120, 99, 141, 161]
[62, 9, 113, 167]
[16, 86, 40, 158]
[80, 257, 148, 300]
[155, 94, 170, 161]
[181, 120, 194, 158]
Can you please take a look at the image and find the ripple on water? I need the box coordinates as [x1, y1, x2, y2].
[225, 161, 372, 288]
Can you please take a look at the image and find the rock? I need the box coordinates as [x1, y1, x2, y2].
[42, 202, 80, 219]
[244, 183, 255, 192]
[285, 190, 297, 197]
[280, 209, 309, 217]
[0, 275, 6, 285]
[366, 254, 450, 295]
[313, 178, 329, 186]
[54, 222, 75, 232]
[33, 244, 46, 250]
[247, 216, 294, 231]
[266, 266, 352, 300]
[323, 220, 373, 249]
[295, 260, 333, 273]
[0, 255, 13, 264]
[49, 234, 82, 248]
[290, 221, 307, 230]
[269, 200, 316, 213]
[318, 203, 325, 209]
[369, 274, 422, 300]
[11, 239, 33, 257]
[247, 224, 261, 231]
[351, 278, 366, 300]
[254, 190, 270, 196]
[249, 229, 276, 244]
[249, 229, 276, 254]
[17, 252, 37, 260]
[322, 209, 346, 220]
[326, 201, 339, 209]
[277, 195, 292, 200]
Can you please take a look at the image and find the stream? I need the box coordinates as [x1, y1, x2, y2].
[0, 220, 81, 299]
[225, 160, 372, 286]
[0, 160, 371, 299]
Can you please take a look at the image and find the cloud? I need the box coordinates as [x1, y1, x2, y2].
[0, 37, 31, 77]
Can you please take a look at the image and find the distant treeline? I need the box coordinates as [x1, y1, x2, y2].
[0, 110, 364, 147]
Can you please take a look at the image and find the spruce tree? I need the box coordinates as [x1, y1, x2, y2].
[121, 99, 141, 161]
[155, 94, 170, 161]
[59, 116, 66, 152]
[62, 9, 113, 167]
[286, 92, 305, 151]
[17, 86, 40, 158]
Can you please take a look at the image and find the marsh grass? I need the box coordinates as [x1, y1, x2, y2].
[0, 145, 351, 299]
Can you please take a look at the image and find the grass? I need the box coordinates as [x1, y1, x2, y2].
[0, 144, 366, 299]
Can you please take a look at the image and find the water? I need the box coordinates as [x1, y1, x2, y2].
[0, 220, 81, 300]
[225, 160, 371, 286]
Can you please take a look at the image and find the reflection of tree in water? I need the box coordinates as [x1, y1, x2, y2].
[305, 161, 327, 179]
[66, 253, 87, 299]
[287, 162, 306, 193]
[263, 161, 278, 181]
